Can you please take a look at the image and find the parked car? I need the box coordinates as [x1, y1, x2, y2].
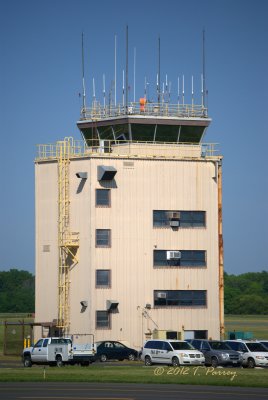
[141, 339, 205, 366]
[225, 340, 268, 368]
[187, 339, 242, 367]
[95, 341, 138, 362]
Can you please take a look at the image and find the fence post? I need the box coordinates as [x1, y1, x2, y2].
[3, 321, 7, 355]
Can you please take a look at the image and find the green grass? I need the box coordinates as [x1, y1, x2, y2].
[0, 365, 268, 387]
[225, 315, 268, 339]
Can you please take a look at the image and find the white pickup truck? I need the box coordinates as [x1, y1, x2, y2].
[22, 337, 96, 367]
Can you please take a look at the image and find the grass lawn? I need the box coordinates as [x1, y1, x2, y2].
[224, 315, 268, 339]
[0, 364, 268, 387]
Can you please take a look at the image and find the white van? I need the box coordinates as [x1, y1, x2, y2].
[225, 340, 268, 368]
[141, 339, 205, 366]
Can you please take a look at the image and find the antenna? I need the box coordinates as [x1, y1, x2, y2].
[126, 25, 129, 111]
[92, 77, 96, 102]
[202, 28, 206, 109]
[122, 69, 125, 107]
[81, 32, 86, 116]
[103, 74, 106, 108]
[114, 34, 117, 107]
[182, 75, 185, 105]
[133, 47, 136, 102]
[191, 75, 194, 106]
[177, 76, 180, 105]
[158, 36, 161, 105]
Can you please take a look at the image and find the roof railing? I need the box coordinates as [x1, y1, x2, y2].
[80, 102, 208, 121]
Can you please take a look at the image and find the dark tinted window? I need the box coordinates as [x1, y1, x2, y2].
[96, 229, 111, 247]
[96, 311, 110, 328]
[144, 341, 163, 350]
[154, 250, 206, 267]
[96, 189, 110, 207]
[96, 270, 111, 287]
[209, 341, 230, 350]
[153, 210, 205, 228]
[154, 290, 207, 307]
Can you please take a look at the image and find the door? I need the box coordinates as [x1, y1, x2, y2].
[31, 339, 44, 362]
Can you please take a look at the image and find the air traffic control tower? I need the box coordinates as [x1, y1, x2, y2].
[35, 72, 224, 346]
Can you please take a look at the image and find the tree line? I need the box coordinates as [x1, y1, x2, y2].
[0, 269, 267, 314]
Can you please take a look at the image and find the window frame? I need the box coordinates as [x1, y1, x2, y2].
[96, 269, 111, 288]
[153, 250, 206, 268]
[154, 290, 207, 307]
[96, 310, 111, 329]
[95, 189, 111, 207]
[96, 229, 111, 247]
[153, 210, 206, 228]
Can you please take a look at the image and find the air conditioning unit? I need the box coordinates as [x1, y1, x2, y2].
[157, 292, 167, 299]
[170, 220, 180, 227]
[167, 250, 181, 260]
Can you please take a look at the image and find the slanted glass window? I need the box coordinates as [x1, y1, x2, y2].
[154, 250, 206, 267]
[96, 311, 110, 329]
[153, 210, 205, 228]
[96, 189, 110, 207]
[96, 229, 111, 247]
[154, 290, 207, 307]
[96, 270, 111, 287]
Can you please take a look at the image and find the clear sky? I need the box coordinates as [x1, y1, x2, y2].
[0, 0, 267, 275]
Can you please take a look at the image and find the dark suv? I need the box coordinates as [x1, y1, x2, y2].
[187, 339, 242, 367]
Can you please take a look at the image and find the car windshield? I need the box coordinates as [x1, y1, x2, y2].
[209, 341, 231, 350]
[246, 343, 268, 352]
[171, 342, 195, 350]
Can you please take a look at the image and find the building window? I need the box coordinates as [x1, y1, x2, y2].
[96, 270, 111, 287]
[154, 250, 206, 267]
[154, 290, 207, 307]
[96, 311, 110, 329]
[153, 210, 206, 228]
[96, 189, 110, 207]
[96, 229, 111, 247]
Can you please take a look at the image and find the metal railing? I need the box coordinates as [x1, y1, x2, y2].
[80, 102, 208, 120]
[36, 138, 220, 161]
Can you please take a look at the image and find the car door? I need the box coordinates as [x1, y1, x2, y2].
[31, 339, 44, 362]
[200, 341, 211, 364]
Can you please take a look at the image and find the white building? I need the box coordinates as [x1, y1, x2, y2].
[34, 101, 224, 348]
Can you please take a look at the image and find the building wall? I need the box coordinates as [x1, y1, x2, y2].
[35, 154, 221, 348]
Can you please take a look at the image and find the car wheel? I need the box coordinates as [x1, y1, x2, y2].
[100, 354, 107, 362]
[247, 358, 255, 368]
[56, 355, 64, 367]
[172, 356, 180, 367]
[23, 356, 32, 368]
[211, 357, 218, 368]
[128, 353, 136, 361]
[144, 355, 152, 366]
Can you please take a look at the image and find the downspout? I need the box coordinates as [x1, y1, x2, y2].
[218, 160, 225, 339]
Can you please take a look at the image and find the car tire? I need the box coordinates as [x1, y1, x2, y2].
[23, 356, 32, 368]
[56, 355, 64, 367]
[247, 358, 255, 368]
[100, 354, 107, 362]
[128, 353, 136, 361]
[211, 357, 218, 368]
[144, 355, 152, 366]
[172, 356, 180, 367]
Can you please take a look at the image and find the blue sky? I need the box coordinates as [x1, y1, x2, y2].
[0, 0, 267, 275]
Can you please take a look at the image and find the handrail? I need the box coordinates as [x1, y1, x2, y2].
[36, 138, 220, 161]
[79, 102, 208, 120]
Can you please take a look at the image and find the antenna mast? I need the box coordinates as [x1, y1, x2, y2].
[202, 29, 206, 109]
[81, 32, 86, 116]
[114, 35, 117, 107]
[158, 36, 161, 105]
[126, 25, 129, 112]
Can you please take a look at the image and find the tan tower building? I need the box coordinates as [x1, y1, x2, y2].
[34, 97, 224, 349]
